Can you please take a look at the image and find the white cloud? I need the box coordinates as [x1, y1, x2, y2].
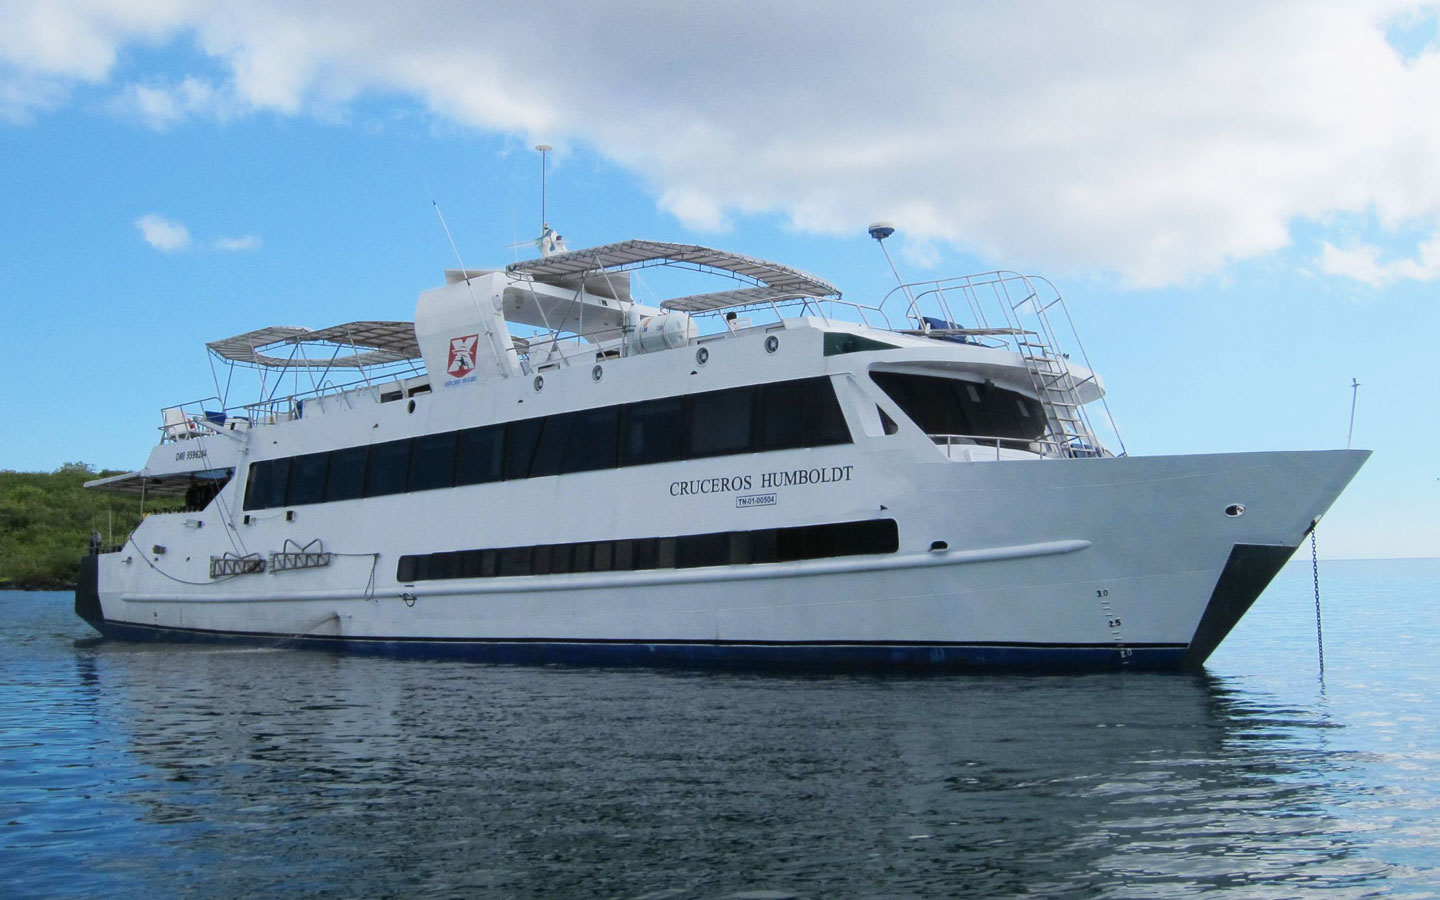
[213, 234, 261, 251]
[0, 0, 194, 117]
[109, 76, 236, 130]
[1318, 233, 1440, 286]
[11, 1, 1440, 285]
[133, 215, 263, 253]
[135, 213, 191, 252]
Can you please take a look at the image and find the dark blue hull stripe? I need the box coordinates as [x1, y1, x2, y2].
[88, 620, 1189, 672]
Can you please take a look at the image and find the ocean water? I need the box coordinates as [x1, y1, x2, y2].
[2, 558, 1438, 898]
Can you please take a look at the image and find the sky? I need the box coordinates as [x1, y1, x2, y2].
[1, 0, 1437, 559]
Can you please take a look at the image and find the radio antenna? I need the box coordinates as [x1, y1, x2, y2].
[536, 144, 551, 233]
[528, 145, 567, 257]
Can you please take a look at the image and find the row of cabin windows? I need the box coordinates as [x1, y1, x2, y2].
[870, 371, 1048, 445]
[396, 518, 900, 582]
[243, 376, 850, 511]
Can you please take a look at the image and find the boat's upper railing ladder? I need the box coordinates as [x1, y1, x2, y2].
[881, 271, 1127, 457]
[1007, 288, 1100, 455]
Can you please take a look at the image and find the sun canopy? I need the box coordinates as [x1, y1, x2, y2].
[84, 469, 229, 497]
[660, 285, 823, 313]
[206, 321, 421, 369]
[506, 240, 839, 312]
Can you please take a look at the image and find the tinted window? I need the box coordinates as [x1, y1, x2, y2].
[529, 414, 572, 478]
[776, 524, 811, 562]
[455, 425, 503, 485]
[243, 377, 854, 511]
[751, 528, 779, 563]
[262, 458, 290, 509]
[395, 519, 898, 583]
[759, 380, 807, 451]
[460, 550, 486, 578]
[871, 371, 1045, 443]
[687, 386, 754, 458]
[727, 532, 752, 565]
[365, 439, 411, 497]
[243, 462, 266, 510]
[409, 432, 457, 492]
[634, 538, 658, 569]
[326, 446, 368, 501]
[498, 546, 530, 577]
[612, 539, 635, 570]
[823, 332, 899, 356]
[432, 551, 462, 580]
[562, 406, 620, 473]
[504, 417, 544, 480]
[243, 462, 264, 510]
[531, 545, 552, 575]
[803, 522, 838, 559]
[677, 531, 727, 568]
[871, 371, 960, 435]
[288, 452, 330, 506]
[804, 377, 851, 446]
[620, 397, 684, 466]
[961, 382, 1045, 443]
[835, 518, 899, 555]
[550, 544, 572, 574]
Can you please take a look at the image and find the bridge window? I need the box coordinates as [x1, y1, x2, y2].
[870, 371, 1045, 444]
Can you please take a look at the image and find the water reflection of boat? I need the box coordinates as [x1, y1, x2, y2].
[77, 232, 1366, 670]
[79, 643, 1388, 895]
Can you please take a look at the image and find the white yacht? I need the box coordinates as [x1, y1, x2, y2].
[77, 230, 1368, 671]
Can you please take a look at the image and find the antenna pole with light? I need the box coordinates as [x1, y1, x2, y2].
[868, 221, 919, 325]
[536, 144, 551, 233]
[531, 144, 567, 257]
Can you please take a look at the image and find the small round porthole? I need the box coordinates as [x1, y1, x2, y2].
[591, 364, 604, 382]
[406, 399, 416, 414]
[696, 347, 710, 366]
[533, 375, 544, 392]
[1225, 503, 1246, 518]
[765, 335, 780, 354]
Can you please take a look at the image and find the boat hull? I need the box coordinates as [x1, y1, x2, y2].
[77, 448, 1367, 672]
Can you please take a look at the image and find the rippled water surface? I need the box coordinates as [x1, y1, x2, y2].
[3, 558, 1438, 898]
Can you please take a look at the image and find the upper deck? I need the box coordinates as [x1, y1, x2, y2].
[88, 238, 1125, 498]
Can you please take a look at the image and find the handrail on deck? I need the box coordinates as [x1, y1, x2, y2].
[929, 433, 1111, 461]
[158, 397, 224, 441]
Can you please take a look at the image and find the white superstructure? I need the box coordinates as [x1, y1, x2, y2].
[77, 237, 1368, 671]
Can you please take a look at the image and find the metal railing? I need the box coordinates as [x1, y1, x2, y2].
[929, 433, 1113, 461]
[881, 271, 1126, 458]
[157, 397, 225, 442]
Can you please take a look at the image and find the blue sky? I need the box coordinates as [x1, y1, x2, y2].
[1, 1, 1437, 558]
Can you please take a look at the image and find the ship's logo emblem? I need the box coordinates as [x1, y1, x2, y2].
[447, 334, 479, 378]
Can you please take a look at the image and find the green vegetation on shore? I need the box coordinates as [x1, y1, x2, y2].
[0, 464, 179, 590]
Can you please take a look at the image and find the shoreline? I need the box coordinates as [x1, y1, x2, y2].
[1, 580, 76, 592]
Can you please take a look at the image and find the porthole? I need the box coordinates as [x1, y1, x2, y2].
[407, 399, 416, 414]
[533, 375, 544, 392]
[765, 335, 780, 354]
[591, 364, 604, 382]
[696, 347, 710, 366]
[1224, 503, 1246, 518]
